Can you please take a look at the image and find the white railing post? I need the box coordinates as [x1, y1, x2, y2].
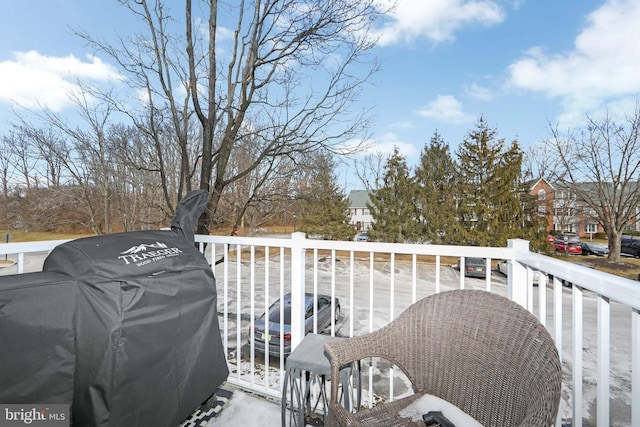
[289, 232, 306, 350]
[507, 239, 530, 309]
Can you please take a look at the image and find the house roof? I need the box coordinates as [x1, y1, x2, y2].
[529, 177, 555, 192]
[348, 190, 371, 208]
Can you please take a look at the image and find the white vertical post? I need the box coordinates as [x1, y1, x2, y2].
[507, 239, 530, 309]
[289, 232, 306, 351]
[573, 285, 584, 427]
[632, 309, 640, 427]
[17, 252, 24, 274]
[597, 295, 610, 426]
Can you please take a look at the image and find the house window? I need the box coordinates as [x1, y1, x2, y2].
[585, 223, 598, 234]
[538, 189, 546, 201]
[538, 205, 546, 215]
[364, 209, 370, 215]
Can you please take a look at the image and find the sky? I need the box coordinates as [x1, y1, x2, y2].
[1, 0, 639, 189]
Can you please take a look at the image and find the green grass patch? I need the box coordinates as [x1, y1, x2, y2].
[0, 230, 92, 243]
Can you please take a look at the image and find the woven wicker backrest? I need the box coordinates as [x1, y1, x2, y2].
[366, 289, 562, 426]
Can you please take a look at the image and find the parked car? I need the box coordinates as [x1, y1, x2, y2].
[455, 257, 486, 278]
[496, 260, 545, 286]
[621, 236, 640, 258]
[580, 242, 609, 256]
[497, 259, 508, 275]
[355, 231, 368, 242]
[553, 239, 582, 255]
[557, 233, 581, 243]
[249, 292, 340, 357]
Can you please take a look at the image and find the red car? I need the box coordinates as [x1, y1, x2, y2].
[553, 239, 582, 255]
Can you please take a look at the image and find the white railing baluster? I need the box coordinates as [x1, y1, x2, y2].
[350, 251, 355, 336]
[632, 308, 639, 427]
[223, 244, 229, 355]
[412, 254, 417, 303]
[331, 249, 336, 336]
[435, 255, 441, 294]
[5, 235, 640, 423]
[486, 257, 492, 292]
[17, 252, 24, 274]
[554, 276, 563, 359]
[597, 294, 610, 426]
[289, 233, 305, 351]
[279, 247, 285, 381]
[313, 248, 318, 333]
[390, 252, 395, 321]
[236, 243, 242, 382]
[369, 251, 374, 334]
[573, 285, 584, 427]
[537, 268, 546, 326]
[264, 245, 270, 389]
[249, 246, 256, 386]
[554, 272, 562, 427]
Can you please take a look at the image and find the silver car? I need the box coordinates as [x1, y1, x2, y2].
[249, 292, 340, 357]
[456, 257, 486, 278]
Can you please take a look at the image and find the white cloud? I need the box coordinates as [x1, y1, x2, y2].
[376, 0, 505, 45]
[465, 83, 493, 101]
[506, 0, 640, 126]
[417, 95, 474, 124]
[0, 50, 122, 111]
[343, 132, 418, 159]
[370, 132, 418, 158]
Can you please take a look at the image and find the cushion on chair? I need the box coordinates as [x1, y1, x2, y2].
[399, 394, 483, 426]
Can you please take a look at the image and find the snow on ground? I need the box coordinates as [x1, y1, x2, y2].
[207, 387, 281, 426]
[213, 254, 633, 427]
[2, 248, 634, 426]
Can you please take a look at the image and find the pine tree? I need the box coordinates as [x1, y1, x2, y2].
[455, 116, 533, 246]
[367, 147, 418, 243]
[414, 131, 457, 244]
[501, 143, 548, 251]
[297, 153, 354, 241]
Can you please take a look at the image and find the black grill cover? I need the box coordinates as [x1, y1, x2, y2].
[38, 189, 228, 426]
[0, 272, 77, 404]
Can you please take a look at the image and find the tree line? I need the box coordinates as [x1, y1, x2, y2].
[364, 117, 548, 251]
[1, 0, 638, 262]
[0, 0, 388, 235]
[299, 106, 640, 264]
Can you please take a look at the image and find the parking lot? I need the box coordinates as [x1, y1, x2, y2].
[2, 249, 634, 425]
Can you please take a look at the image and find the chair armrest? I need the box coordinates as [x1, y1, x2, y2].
[324, 328, 409, 424]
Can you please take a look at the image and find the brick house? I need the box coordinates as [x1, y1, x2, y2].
[528, 178, 637, 238]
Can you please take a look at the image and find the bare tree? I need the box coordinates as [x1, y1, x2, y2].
[16, 85, 123, 234]
[353, 151, 389, 191]
[0, 137, 10, 199]
[544, 106, 640, 261]
[4, 128, 42, 191]
[78, 0, 385, 234]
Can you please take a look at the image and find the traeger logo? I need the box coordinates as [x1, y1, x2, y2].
[118, 241, 183, 266]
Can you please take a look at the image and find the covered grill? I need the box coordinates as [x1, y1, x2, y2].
[0, 190, 228, 426]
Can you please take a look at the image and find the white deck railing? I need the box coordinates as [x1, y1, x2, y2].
[1, 233, 638, 427]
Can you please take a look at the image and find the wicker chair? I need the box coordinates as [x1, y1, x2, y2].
[324, 289, 562, 427]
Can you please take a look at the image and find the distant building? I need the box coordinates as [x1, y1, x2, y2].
[529, 178, 640, 237]
[352, 181, 638, 239]
[347, 190, 373, 231]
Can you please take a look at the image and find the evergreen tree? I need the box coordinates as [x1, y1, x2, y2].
[455, 116, 534, 246]
[298, 153, 354, 241]
[502, 144, 548, 251]
[367, 147, 418, 243]
[414, 131, 457, 244]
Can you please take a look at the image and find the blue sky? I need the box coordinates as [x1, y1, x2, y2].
[1, 0, 639, 188]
